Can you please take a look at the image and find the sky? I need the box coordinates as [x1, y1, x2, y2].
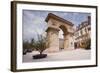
[22, 10, 90, 41]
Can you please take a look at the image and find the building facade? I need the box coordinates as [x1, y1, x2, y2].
[45, 13, 91, 52]
[74, 16, 91, 49]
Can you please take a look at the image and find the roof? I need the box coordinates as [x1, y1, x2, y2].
[76, 21, 90, 32]
[45, 13, 74, 26]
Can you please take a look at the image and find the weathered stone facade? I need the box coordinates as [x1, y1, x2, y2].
[45, 13, 75, 52]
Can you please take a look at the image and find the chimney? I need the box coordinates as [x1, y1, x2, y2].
[88, 16, 91, 25]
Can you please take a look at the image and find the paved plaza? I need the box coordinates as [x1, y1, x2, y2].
[23, 49, 91, 63]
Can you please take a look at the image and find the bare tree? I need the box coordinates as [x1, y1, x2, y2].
[31, 34, 47, 55]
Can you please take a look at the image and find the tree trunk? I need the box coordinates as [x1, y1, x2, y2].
[40, 51, 43, 55]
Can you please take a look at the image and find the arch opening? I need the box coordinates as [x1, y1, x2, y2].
[59, 28, 64, 50]
[59, 25, 69, 50]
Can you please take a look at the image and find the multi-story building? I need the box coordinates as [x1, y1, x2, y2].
[74, 16, 91, 49]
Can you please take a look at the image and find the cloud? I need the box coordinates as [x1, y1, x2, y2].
[22, 10, 90, 41]
[22, 11, 47, 41]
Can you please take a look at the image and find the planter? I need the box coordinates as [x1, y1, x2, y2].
[33, 54, 47, 59]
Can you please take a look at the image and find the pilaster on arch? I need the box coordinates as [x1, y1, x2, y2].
[45, 13, 74, 52]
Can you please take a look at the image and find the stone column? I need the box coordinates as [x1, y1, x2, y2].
[63, 33, 74, 50]
[63, 34, 69, 50]
[46, 26, 60, 52]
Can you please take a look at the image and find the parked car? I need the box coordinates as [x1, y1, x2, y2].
[27, 48, 33, 52]
[23, 49, 27, 55]
[23, 48, 33, 55]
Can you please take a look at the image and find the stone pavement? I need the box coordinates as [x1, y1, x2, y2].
[23, 49, 91, 63]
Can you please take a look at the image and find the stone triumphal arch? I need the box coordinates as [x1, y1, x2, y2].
[45, 13, 74, 52]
